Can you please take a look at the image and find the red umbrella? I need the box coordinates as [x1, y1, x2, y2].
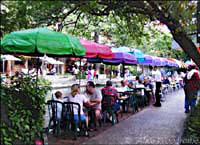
[80, 39, 113, 59]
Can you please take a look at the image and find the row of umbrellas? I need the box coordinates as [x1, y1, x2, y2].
[1, 27, 187, 68]
[88, 47, 185, 68]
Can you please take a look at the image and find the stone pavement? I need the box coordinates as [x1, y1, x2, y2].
[82, 89, 187, 145]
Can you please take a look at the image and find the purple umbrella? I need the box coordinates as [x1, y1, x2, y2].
[103, 52, 137, 79]
[151, 56, 161, 66]
[162, 58, 169, 66]
[103, 52, 137, 65]
[139, 55, 153, 65]
[158, 57, 168, 67]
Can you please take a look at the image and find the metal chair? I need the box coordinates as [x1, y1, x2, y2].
[135, 88, 146, 108]
[46, 100, 63, 136]
[62, 102, 88, 140]
[126, 91, 138, 113]
[102, 95, 119, 125]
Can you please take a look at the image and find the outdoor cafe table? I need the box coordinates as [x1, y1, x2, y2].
[116, 91, 130, 113]
[116, 88, 147, 112]
[128, 88, 146, 107]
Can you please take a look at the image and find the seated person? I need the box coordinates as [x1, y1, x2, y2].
[84, 81, 102, 130]
[54, 91, 64, 120]
[101, 81, 120, 121]
[47, 65, 56, 75]
[136, 80, 145, 88]
[163, 76, 170, 85]
[139, 73, 145, 83]
[67, 84, 90, 122]
[144, 78, 154, 104]
[133, 76, 140, 88]
[144, 77, 153, 90]
[136, 80, 145, 96]
[127, 81, 134, 91]
[117, 80, 128, 92]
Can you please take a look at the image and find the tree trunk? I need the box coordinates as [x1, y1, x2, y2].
[172, 32, 200, 67]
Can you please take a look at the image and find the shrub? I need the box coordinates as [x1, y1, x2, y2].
[0, 75, 51, 145]
[181, 100, 200, 145]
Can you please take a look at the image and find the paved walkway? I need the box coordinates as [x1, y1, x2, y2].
[82, 89, 187, 145]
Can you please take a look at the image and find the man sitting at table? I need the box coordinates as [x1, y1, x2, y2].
[101, 80, 120, 122]
[84, 81, 102, 130]
[117, 80, 128, 92]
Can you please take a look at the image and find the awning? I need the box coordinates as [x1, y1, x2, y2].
[1, 55, 21, 61]
[40, 56, 64, 64]
[80, 39, 113, 59]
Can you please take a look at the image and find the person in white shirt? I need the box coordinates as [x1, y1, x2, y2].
[117, 80, 128, 92]
[136, 80, 145, 96]
[67, 84, 90, 122]
[73, 66, 79, 79]
[152, 66, 162, 107]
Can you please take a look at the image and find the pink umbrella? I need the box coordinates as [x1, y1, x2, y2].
[80, 39, 113, 59]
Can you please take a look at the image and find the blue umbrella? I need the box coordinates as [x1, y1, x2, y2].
[112, 46, 145, 63]
[138, 54, 152, 65]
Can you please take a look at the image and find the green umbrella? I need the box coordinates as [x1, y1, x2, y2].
[1, 28, 85, 57]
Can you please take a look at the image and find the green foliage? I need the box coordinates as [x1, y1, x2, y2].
[1, 1, 196, 48]
[0, 75, 51, 144]
[128, 66, 141, 76]
[78, 72, 86, 80]
[182, 101, 200, 144]
[1, 1, 199, 66]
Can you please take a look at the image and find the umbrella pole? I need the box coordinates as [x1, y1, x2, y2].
[79, 58, 81, 85]
[123, 63, 125, 78]
[110, 65, 112, 80]
[3, 59, 5, 74]
[36, 56, 39, 88]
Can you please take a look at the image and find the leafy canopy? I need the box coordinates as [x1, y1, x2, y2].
[1, 1, 198, 65]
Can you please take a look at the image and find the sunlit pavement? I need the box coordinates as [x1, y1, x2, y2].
[82, 89, 186, 145]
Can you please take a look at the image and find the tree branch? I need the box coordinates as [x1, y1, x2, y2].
[89, 6, 110, 16]
[72, 12, 82, 34]
[63, 21, 76, 26]
[38, 6, 80, 27]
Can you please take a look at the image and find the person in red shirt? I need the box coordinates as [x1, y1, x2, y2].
[101, 81, 120, 122]
[184, 65, 200, 113]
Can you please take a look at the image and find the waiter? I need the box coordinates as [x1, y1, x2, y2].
[152, 66, 162, 107]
